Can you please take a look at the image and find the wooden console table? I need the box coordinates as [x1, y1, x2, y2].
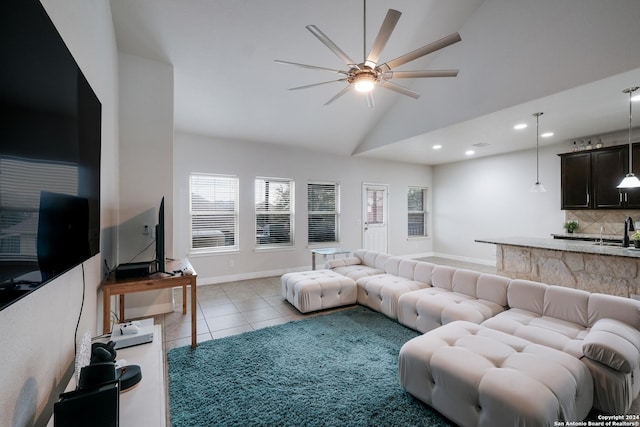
[102, 258, 197, 348]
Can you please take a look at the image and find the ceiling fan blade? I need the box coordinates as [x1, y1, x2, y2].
[275, 60, 348, 75]
[306, 25, 357, 67]
[378, 32, 461, 72]
[382, 69, 459, 79]
[289, 79, 348, 91]
[365, 9, 401, 67]
[365, 92, 375, 108]
[379, 80, 420, 99]
[324, 84, 353, 105]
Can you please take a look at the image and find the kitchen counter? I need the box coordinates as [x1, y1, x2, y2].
[476, 236, 640, 297]
[476, 236, 640, 259]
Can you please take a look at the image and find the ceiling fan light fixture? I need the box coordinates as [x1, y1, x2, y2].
[354, 74, 376, 92]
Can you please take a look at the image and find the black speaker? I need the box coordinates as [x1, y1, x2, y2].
[54, 379, 119, 427]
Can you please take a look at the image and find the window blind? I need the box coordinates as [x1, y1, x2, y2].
[308, 182, 339, 244]
[189, 173, 238, 251]
[408, 187, 428, 237]
[255, 177, 293, 246]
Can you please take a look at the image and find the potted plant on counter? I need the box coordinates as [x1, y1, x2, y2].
[563, 220, 578, 234]
[631, 231, 640, 248]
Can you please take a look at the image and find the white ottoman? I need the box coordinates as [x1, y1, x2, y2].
[399, 321, 593, 427]
[281, 270, 357, 313]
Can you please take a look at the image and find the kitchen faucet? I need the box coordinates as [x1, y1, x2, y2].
[622, 217, 635, 247]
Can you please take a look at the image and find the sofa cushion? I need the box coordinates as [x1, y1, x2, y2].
[451, 269, 481, 297]
[397, 288, 506, 333]
[356, 249, 390, 270]
[399, 321, 593, 427]
[328, 263, 385, 281]
[356, 274, 430, 320]
[476, 274, 510, 307]
[413, 261, 436, 284]
[431, 265, 457, 291]
[481, 309, 587, 358]
[588, 293, 640, 328]
[506, 279, 547, 314]
[384, 257, 420, 280]
[544, 286, 590, 327]
[582, 318, 640, 374]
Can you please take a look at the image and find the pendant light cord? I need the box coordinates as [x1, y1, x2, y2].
[628, 88, 634, 174]
[534, 112, 543, 183]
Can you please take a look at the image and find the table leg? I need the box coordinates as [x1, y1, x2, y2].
[119, 295, 125, 323]
[103, 288, 111, 334]
[182, 284, 187, 314]
[190, 277, 197, 348]
[312, 252, 317, 270]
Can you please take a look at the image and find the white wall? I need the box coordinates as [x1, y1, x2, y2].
[433, 143, 565, 264]
[0, 1, 120, 426]
[117, 53, 175, 317]
[173, 132, 434, 284]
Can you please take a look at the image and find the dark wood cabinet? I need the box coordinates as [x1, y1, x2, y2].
[592, 147, 627, 208]
[560, 144, 640, 210]
[560, 152, 591, 209]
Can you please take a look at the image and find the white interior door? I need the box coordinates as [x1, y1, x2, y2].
[362, 183, 388, 253]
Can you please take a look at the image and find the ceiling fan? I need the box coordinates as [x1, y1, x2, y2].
[275, 1, 461, 107]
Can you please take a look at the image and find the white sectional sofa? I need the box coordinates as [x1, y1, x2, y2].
[318, 249, 640, 423]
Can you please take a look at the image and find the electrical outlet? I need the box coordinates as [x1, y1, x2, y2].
[229, 259, 235, 268]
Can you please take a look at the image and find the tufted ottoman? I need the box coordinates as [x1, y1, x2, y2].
[399, 321, 593, 427]
[281, 270, 357, 313]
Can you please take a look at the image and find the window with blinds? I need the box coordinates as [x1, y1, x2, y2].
[255, 177, 293, 247]
[308, 182, 339, 244]
[189, 173, 238, 252]
[0, 157, 78, 259]
[408, 187, 428, 237]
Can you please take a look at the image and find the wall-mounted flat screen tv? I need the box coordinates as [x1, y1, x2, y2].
[0, 0, 102, 310]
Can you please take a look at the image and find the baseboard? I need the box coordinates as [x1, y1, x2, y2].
[197, 265, 311, 286]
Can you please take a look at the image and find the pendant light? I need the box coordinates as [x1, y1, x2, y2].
[530, 112, 547, 192]
[617, 86, 640, 189]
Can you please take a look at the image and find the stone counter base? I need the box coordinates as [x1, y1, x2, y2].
[496, 244, 640, 297]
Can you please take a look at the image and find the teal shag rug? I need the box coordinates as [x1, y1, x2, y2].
[167, 306, 454, 427]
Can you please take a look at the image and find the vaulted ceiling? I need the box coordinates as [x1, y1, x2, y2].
[110, 0, 640, 165]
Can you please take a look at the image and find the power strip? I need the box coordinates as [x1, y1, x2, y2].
[110, 319, 154, 349]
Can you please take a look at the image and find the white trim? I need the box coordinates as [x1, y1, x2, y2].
[196, 265, 313, 286]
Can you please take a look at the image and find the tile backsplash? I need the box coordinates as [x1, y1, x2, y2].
[566, 210, 640, 235]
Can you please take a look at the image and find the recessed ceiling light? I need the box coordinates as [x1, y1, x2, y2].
[432, 144, 442, 150]
[513, 123, 527, 130]
[465, 150, 475, 156]
[541, 132, 554, 138]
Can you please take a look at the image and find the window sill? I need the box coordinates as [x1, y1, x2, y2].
[189, 248, 239, 257]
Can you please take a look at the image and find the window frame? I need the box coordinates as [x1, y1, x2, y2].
[189, 173, 239, 253]
[307, 181, 340, 246]
[407, 186, 429, 238]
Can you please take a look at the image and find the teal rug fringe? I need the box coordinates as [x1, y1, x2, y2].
[168, 306, 454, 427]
